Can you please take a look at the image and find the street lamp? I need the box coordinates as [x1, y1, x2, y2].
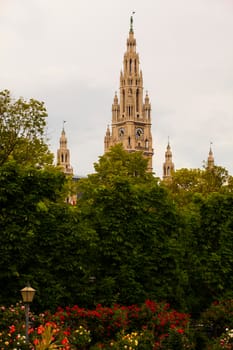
[20, 283, 36, 344]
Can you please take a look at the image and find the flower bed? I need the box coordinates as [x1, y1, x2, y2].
[0, 299, 232, 349]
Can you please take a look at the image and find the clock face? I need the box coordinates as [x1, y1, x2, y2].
[119, 127, 125, 137]
[136, 127, 143, 137]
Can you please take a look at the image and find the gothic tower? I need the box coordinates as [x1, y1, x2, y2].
[104, 15, 154, 171]
[207, 143, 215, 170]
[57, 123, 73, 175]
[163, 140, 175, 180]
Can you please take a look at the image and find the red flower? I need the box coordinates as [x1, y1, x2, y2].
[33, 339, 39, 345]
[37, 325, 45, 334]
[63, 329, 71, 336]
[61, 337, 69, 345]
[177, 328, 184, 334]
[9, 325, 16, 333]
[28, 327, 34, 334]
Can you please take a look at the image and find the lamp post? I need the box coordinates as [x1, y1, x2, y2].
[20, 283, 36, 344]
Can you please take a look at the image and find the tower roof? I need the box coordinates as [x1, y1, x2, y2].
[165, 139, 172, 157]
[57, 122, 73, 175]
[60, 126, 67, 148]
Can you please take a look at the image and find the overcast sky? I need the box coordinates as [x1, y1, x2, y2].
[1, 0, 232, 177]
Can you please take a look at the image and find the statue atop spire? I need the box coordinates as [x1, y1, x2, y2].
[130, 11, 135, 33]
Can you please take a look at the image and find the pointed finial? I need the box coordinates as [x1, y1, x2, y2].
[167, 136, 171, 150]
[209, 141, 213, 154]
[63, 120, 67, 131]
[130, 11, 135, 33]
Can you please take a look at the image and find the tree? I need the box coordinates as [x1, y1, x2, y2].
[77, 145, 185, 308]
[190, 192, 233, 309]
[22, 201, 99, 311]
[162, 165, 233, 312]
[0, 89, 53, 166]
[0, 160, 66, 306]
[202, 166, 230, 193]
[165, 166, 232, 207]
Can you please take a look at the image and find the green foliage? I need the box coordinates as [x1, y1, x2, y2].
[27, 203, 99, 311]
[162, 166, 233, 313]
[0, 107, 232, 318]
[199, 300, 233, 338]
[159, 327, 194, 350]
[69, 325, 92, 348]
[180, 192, 233, 313]
[93, 143, 153, 181]
[0, 160, 67, 306]
[0, 89, 53, 166]
[77, 145, 183, 307]
[165, 166, 232, 207]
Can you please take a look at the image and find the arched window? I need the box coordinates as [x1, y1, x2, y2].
[123, 90, 125, 112]
[136, 89, 139, 112]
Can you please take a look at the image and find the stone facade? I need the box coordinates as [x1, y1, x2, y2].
[104, 16, 154, 172]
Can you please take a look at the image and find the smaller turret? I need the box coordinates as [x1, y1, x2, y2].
[57, 122, 73, 175]
[104, 125, 111, 152]
[163, 139, 175, 180]
[207, 142, 215, 170]
[143, 91, 151, 120]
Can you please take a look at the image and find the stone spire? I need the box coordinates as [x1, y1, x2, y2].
[104, 125, 111, 152]
[207, 142, 214, 170]
[104, 16, 154, 171]
[57, 122, 73, 175]
[163, 139, 175, 180]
